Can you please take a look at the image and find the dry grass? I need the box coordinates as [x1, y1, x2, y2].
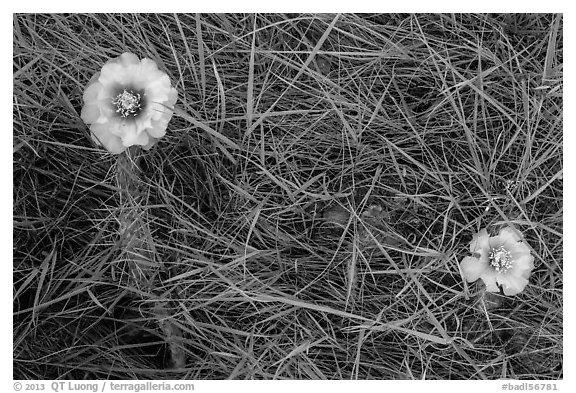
[13, 13, 562, 380]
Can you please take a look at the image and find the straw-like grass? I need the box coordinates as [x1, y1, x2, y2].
[13, 13, 562, 380]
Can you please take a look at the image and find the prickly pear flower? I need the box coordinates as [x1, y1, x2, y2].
[81, 52, 178, 154]
[460, 227, 535, 296]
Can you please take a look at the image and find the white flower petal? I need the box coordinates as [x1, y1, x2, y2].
[86, 71, 101, 87]
[148, 117, 170, 138]
[470, 228, 490, 258]
[119, 122, 149, 147]
[510, 241, 532, 261]
[135, 114, 154, 133]
[144, 78, 171, 102]
[167, 87, 178, 106]
[101, 52, 140, 68]
[99, 54, 140, 85]
[99, 63, 126, 86]
[496, 274, 529, 296]
[90, 123, 126, 154]
[460, 256, 488, 283]
[499, 226, 522, 243]
[104, 119, 127, 137]
[142, 136, 158, 150]
[99, 54, 140, 83]
[139, 58, 160, 74]
[479, 270, 500, 293]
[83, 79, 102, 103]
[509, 253, 534, 279]
[144, 102, 167, 121]
[81, 103, 101, 124]
[496, 226, 526, 252]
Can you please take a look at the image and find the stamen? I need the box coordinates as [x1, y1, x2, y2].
[489, 246, 513, 272]
[112, 89, 142, 117]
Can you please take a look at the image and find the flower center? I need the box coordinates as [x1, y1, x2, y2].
[112, 89, 142, 117]
[489, 246, 513, 273]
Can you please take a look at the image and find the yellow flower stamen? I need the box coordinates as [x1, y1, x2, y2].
[489, 246, 513, 273]
[113, 89, 142, 117]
